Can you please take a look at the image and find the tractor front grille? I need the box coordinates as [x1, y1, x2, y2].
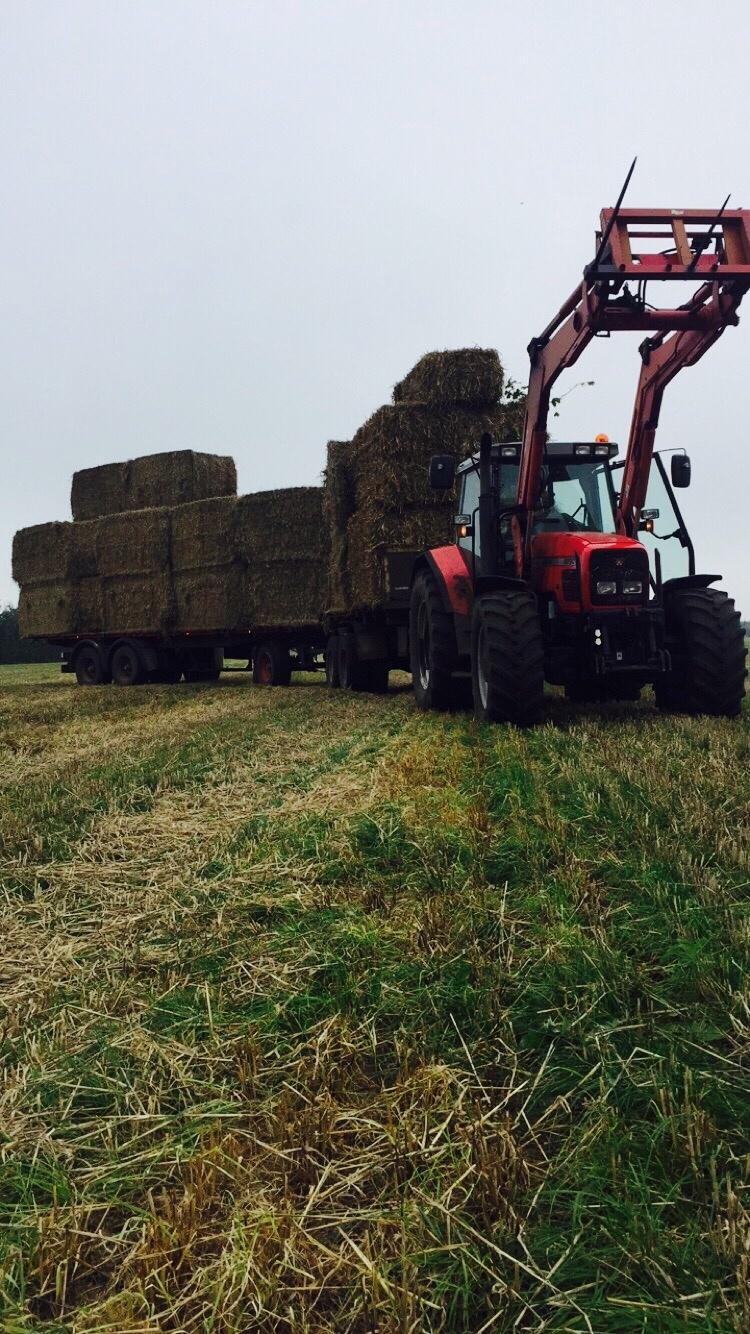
[589, 549, 649, 606]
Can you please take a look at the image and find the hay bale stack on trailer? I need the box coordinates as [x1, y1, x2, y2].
[333, 349, 517, 611]
[71, 450, 236, 521]
[171, 496, 246, 633]
[236, 487, 325, 628]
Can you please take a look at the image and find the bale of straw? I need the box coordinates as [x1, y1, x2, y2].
[171, 496, 239, 572]
[74, 577, 105, 632]
[95, 508, 171, 578]
[349, 403, 519, 512]
[70, 462, 129, 522]
[173, 566, 247, 633]
[18, 582, 75, 638]
[323, 442, 356, 534]
[392, 349, 503, 409]
[235, 488, 324, 564]
[129, 451, 237, 513]
[70, 451, 237, 520]
[12, 522, 75, 587]
[246, 558, 325, 629]
[102, 572, 174, 634]
[345, 506, 455, 610]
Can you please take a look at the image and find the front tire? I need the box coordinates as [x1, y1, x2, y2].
[472, 591, 544, 725]
[409, 570, 457, 711]
[655, 587, 746, 717]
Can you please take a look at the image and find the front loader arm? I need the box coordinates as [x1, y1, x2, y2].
[616, 282, 746, 535]
[513, 202, 750, 577]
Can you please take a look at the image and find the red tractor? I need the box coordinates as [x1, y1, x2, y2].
[410, 192, 748, 723]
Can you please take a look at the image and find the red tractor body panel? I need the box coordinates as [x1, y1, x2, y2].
[427, 545, 474, 618]
[530, 531, 648, 613]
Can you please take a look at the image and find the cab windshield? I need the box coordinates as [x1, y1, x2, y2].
[499, 461, 617, 535]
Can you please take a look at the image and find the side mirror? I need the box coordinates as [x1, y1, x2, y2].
[671, 453, 691, 488]
[429, 454, 456, 490]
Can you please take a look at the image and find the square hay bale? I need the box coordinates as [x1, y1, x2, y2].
[69, 521, 100, 580]
[171, 496, 239, 572]
[322, 441, 356, 536]
[12, 522, 74, 586]
[235, 488, 324, 564]
[18, 581, 75, 638]
[70, 451, 237, 520]
[129, 451, 237, 512]
[173, 565, 247, 633]
[350, 403, 521, 512]
[95, 508, 171, 578]
[392, 349, 503, 409]
[344, 505, 454, 611]
[74, 577, 105, 632]
[70, 462, 129, 522]
[103, 572, 174, 634]
[246, 557, 325, 628]
[325, 530, 351, 616]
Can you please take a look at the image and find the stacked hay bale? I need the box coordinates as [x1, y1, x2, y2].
[236, 488, 325, 627]
[326, 349, 523, 611]
[13, 522, 79, 638]
[171, 496, 246, 633]
[71, 450, 236, 521]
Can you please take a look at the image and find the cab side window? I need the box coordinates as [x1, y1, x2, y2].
[459, 468, 480, 558]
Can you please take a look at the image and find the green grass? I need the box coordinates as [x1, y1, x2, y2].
[0, 665, 748, 1330]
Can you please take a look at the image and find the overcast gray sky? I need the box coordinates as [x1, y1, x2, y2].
[2, 0, 749, 614]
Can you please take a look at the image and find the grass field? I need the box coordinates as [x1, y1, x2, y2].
[0, 661, 748, 1331]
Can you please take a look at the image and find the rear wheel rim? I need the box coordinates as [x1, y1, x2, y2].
[476, 624, 489, 710]
[257, 653, 273, 684]
[417, 602, 431, 690]
[83, 654, 97, 683]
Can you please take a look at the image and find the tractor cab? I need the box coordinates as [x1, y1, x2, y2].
[452, 438, 693, 598]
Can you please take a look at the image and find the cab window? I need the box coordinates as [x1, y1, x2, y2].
[458, 467, 480, 557]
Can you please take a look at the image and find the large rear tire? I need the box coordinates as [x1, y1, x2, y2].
[472, 591, 544, 725]
[655, 587, 746, 717]
[409, 570, 457, 711]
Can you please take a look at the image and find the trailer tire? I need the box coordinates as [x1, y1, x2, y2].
[409, 570, 457, 711]
[325, 636, 340, 688]
[472, 591, 544, 726]
[253, 641, 292, 687]
[111, 642, 145, 687]
[655, 587, 746, 717]
[74, 644, 106, 686]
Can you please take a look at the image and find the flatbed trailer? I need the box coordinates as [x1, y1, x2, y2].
[51, 625, 327, 686]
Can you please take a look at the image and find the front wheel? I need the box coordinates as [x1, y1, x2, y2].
[655, 587, 746, 717]
[472, 591, 544, 725]
[409, 570, 457, 711]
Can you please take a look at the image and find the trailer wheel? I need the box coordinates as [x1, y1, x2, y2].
[655, 587, 746, 717]
[337, 634, 370, 690]
[253, 641, 292, 687]
[325, 636, 340, 687]
[74, 644, 106, 686]
[472, 591, 544, 725]
[409, 570, 457, 710]
[111, 642, 145, 687]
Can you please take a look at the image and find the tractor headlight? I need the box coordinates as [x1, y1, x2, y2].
[622, 579, 643, 595]
[596, 579, 617, 596]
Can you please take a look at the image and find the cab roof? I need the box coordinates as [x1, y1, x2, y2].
[457, 440, 619, 473]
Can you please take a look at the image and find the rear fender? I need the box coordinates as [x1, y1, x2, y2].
[423, 547, 474, 619]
